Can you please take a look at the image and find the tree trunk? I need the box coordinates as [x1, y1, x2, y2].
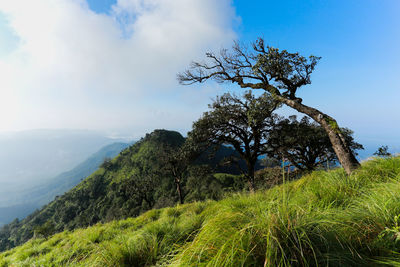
[175, 178, 184, 204]
[277, 97, 360, 175]
[246, 161, 256, 193]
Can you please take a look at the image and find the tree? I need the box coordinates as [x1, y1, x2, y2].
[160, 140, 202, 204]
[178, 38, 361, 175]
[374, 145, 391, 157]
[33, 221, 55, 239]
[121, 165, 161, 209]
[267, 116, 363, 171]
[260, 157, 280, 168]
[100, 157, 113, 170]
[189, 91, 280, 192]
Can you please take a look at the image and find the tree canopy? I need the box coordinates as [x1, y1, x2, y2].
[374, 145, 391, 157]
[179, 38, 361, 175]
[189, 91, 280, 192]
[267, 116, 363, 171]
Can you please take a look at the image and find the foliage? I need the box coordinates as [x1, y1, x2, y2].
[374, 145, 392, 157]
[260, 156, 280, 168]
[0, 130, 252, 252]
[33, 221, 56, 240]
[2, 157, 400, 266]
[268, 116, 363, 171]
[0, 130, 185, 252]
[158, 138, 204, 204]
[178, 37, 361, 175]
[178, 39, 319, 102]
[189, 91, 280, 192]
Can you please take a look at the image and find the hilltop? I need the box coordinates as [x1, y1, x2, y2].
[1, 157, 400, 266]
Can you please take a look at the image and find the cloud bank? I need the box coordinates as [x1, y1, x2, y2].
[0, 0, 237, 137]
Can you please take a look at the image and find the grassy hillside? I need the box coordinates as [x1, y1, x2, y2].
[1, 157, 400, 266]
[0, 129, 255, 252]
[0, 130, 185, 252]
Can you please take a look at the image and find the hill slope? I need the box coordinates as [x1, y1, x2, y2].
[1, 157, 400, 266]
[0, 130, 184, 252]
[0, 129, 249, 252]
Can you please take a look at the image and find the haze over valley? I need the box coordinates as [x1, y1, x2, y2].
[0, 129, 130, 225]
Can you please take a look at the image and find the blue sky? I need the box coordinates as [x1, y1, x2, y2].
[0, 0, 399, 153]
[234, 0, 400, 145]
[83, 0, 400, 135]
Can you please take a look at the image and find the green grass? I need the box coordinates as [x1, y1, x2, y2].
[2, 157, 400, 266]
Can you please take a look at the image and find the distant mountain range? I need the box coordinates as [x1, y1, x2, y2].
[0, 129, 116, 188]
[0, 141, 130, 226]
[0, 129, 132, 226]
[22, 142, 131, 207]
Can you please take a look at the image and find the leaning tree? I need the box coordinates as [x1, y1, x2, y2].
[178, 38, 360, 175]
[188, 91, 280, 193]
[267, 116, 363, 172]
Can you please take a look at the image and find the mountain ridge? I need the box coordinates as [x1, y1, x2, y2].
[0, 142, 130, 226]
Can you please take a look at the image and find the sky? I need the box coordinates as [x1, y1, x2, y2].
[0, 0, 399, 147]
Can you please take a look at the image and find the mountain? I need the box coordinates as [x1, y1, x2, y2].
[0, 130, 185, 251]
[0, 129, 120, 208]
[23, 142, 131, 207]
[0, 142, 130, 227]
[1, 157, 400, 266]
[0, 129, 260, 252]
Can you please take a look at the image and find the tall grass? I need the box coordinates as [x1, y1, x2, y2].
[1, 157, 400, 266]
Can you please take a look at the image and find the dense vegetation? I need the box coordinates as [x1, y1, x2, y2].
[189, 91, 280, 192]
[267, 116, 363, 171]
[1, 157, 400, 266]
[0, 130, 269, 252]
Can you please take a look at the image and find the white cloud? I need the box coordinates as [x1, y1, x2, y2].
[0, 0, 237, 135]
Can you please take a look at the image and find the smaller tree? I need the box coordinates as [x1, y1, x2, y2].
[260, 157, 280, 168]
[100, 157, 113, 169]
[184, 165, 225, 202]
[189, 91, 280, 193]
[267, 116, 363, 171]
[122, 166, 161, 209]
[160, 140, 202, 204]
[374, 145, 391, 157]
[33, 221, 55, 240]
